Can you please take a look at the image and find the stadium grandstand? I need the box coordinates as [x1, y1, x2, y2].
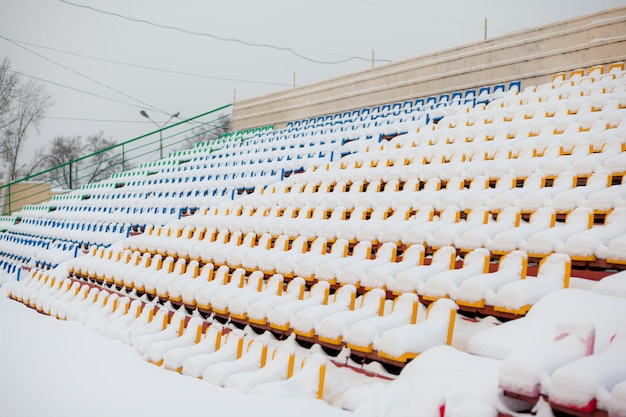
[2, 6, 626, 417]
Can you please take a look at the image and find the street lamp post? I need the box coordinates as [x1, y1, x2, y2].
[140, 110, 180, 159]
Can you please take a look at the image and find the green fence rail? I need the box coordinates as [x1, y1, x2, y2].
[0, 103, 233, 215]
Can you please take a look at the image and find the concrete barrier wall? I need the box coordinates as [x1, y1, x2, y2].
[0, 181, 57, 215]
[232, 6, 626, 130]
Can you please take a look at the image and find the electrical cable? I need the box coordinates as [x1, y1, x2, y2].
[0, 34, 170, 116]
[3, 36, 292, 87]
[357, 0, 507, 34]
[8, 69, 152, 110]
[57, 0, 392, 65]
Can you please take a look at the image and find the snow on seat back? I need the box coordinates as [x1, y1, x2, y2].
[228, 273, 285, 320]
[521, 206, 593, 258]
[291, 284, 357, 338]
[563, 206, 626, 262]
[467, 288, 626, 367]
[267, 280, 331, 332]
[388, 245, 456, 295]
[493, 253, 572, 316]
[315, 288, 386, 345]
[346, 292, 423, 354]
[210, 270, 264, 316]
[498, 320, 596, 399]
[489, 207, 556, 254]
[453, 250, 528, 309]
[225, 344, 297, 394]
[336, 241, 397, 287]
[247, 277, 306, 326]
[421, 247, 491, 301]
[548, 326, 626, 415]
[163, 322, 223, 373]
[144, 316, 205, 366]
[377, 298, 458, 363]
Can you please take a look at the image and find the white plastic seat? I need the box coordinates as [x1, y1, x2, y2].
[225, 344, 298, 394]
[267, 281, 331, 332]
[209, 270, 265, 316]
[313, 240, 372, 285]
[315, 288, 387, 347]
[489, 207, 556, 254]
[564, 207, 626, 262]
[519, 171, 577, 212]
[247, 277, 306, 327]
[227, 273, 285, 321]
[551, 170, 611, 213]
[220, 232, 258, 268]
[292, 284, 357, 338]
[144, 316, 205, 366]
[378, 206, 434, 245]
[195, 267, 246, 311]
[360, 244, 425, 290]
[457, 207, 521, 251]
[241, 234, 291, 272]
[275, 237, 328, 278]
[377, 298, 458, 364]
[428, 206, 490, 249]
[521, 206, 594, 257]
[421, 248, 491, 301]
[163, 323, 224, 372]
[181, 330, 244, 378]
[489, 173, 544, 212]
[401, 206, 460, 246]
[293, 239, 349, 281]
[548, 327, 626, 416]
[345, 293, 423, 354]
[492, 253, 572, 316]
[202, 338, 268, 387]
[355, 206, 412, 243]
[336, 242, 398, 286]
[388, 246, 457, 294]
[226, 232, 272, 269]
[258, 235, 308, 275]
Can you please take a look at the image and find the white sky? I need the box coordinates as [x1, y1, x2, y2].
[1, 0, 624, 157]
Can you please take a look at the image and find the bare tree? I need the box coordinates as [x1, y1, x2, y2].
[0, 59, 52, 181]
[0, 58, 52, 214]
[0, 58, 18, 121]
[42, 132, 120, 189]
[185, 113, 232, 146]
[81, 132, 121, 184]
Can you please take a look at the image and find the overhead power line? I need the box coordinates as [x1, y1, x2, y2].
[358, 0, 507, 34]
[3, 36, 292, 88]
[0, 34, 170, 116]
[9, 69, 151, 110]
[57, 0, 392, 65]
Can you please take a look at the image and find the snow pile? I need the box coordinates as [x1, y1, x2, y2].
[468, 288, 626, 360]
[351, 345, 509, 417]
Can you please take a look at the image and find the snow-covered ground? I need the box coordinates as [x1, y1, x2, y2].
[0, 283, 350, 417]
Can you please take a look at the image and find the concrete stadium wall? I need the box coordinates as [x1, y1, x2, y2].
[232, 6, 626, 131]
[0, 181, 57, 215]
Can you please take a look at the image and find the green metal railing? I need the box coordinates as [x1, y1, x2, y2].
[0, 103, 233, 215]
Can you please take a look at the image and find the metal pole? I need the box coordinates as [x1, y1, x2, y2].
[159, 130, 163, 160]
[372, 49, 375, 68]
[484, 18, 487, 40]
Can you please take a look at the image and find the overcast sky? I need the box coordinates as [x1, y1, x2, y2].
[1, 0, 624, 159]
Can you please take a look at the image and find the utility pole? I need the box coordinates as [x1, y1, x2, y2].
[484, 18, 488, 40]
